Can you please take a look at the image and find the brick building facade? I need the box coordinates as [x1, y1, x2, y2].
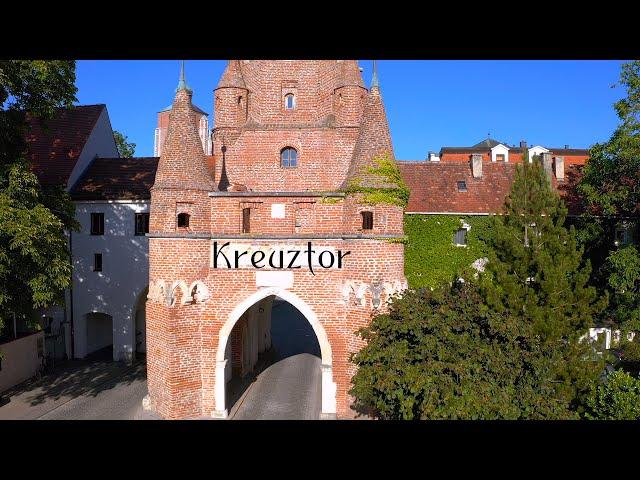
[145, 60, 407, 419]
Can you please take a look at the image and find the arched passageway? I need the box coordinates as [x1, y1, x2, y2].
[213, 287, 336, 420]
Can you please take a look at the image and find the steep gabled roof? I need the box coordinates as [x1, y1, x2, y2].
[217, 60, 247, 89]
[25, 104, 105, 186]
[70, 157, 159, 200]
[471, 138, 505, 149]
[342, 84, 395, 189]
[153, 87, 215, 191]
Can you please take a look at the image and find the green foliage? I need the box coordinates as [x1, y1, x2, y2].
[350, 282, 602, 420]
[603, 245, 640, 331]
[404, 214, 492, 289]
[351, 155, 605, 419]
[578, 61, 640, 219]
[585, 370, 640, 420]
[0, 60, 78, 335]
[113, 130, 136, 158]
[344, 154, 410, 208]
[576, 61, 640, 329]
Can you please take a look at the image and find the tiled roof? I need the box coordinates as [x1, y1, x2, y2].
[398, 161, 517, 213]
[70, 157, 159, 201]
[25, 104, 105, 186]
[398, 160, 586, 215]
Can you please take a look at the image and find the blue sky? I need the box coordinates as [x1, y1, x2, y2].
[75, 60, 626, 159]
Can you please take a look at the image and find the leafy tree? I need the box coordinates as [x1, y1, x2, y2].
[585, 370, 640, 420]
[577, 61, 640, 330]
[480, 154, 607, 413]
[113, 130, 136, 158]
[350, 154, 606, 419]
[0, 60, 78, 337]
[603, 245, 640, 331]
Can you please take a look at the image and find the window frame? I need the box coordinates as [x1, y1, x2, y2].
[94, 253, 103, 272]
[90, 212, 104, 236]
[242, 207, 251, 234]
[496, 153, 506, 162]
[457, 181, 467, 192]
[284, 93, 296, 110]
[177, 213, 190, 229]
[280, 147, 298, 168]
[361, 211, 374, 231]
[135, 213, 150, 236]
[454, 228, 468, 246]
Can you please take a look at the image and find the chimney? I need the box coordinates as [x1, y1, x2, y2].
[428, 151, 440, 162]
[471, 153, 483, 178]
[520, 140, 527, 149]
[542, 152, 553, 182]
[555, 156, 565, 182]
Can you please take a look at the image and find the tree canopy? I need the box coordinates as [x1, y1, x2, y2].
[113, 130, 136, 158]
[350, 155, 605, 419]
[0, 60, 78, 336]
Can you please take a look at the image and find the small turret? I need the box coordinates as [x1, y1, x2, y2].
[151, 63, 215, 234]
[214, 60, 249, 129]
[333, 60, 366, 127]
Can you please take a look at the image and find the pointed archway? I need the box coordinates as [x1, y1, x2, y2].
[212, 287, 336, 419]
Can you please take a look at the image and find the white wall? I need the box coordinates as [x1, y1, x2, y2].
[66, 108, 119, 191]
[0, 332, 44, 393]
[490, 144, 510, 162]
[71, 200, 150, 362]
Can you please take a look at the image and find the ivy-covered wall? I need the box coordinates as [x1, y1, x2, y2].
[404, 214, 493, 290]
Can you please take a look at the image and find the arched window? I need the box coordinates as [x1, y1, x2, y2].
[284, 93, 295, 110]
[177, 213, 190, 228]
[361, 211, 373, 231]
[280, 147, 298, 168]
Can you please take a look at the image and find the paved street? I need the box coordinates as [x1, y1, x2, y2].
[0, 298, 322, 420]
[0, 349, 152, 420]
[230, 300, 322, 420]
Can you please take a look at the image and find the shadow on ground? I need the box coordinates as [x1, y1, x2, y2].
[2, 347, 146, 407]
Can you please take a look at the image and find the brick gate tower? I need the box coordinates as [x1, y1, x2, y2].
[145, 60, 407, 419]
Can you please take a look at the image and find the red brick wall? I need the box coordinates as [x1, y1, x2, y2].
[147, 61, 406, 420]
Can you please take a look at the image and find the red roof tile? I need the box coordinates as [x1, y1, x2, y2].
[398, 161, 517, 214]
[25, 105, 105, 186]
[398, 161, 586, 215]
[70, 157, 159, 201]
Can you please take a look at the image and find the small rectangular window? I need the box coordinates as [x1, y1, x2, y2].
[94, 253, 103, 272]
[90, 213, 104, 235]
[457, 181, 467, 192]
[361, 211, 373, 230]
[135, 213, 150, 236]
[496, 154, 506, 162]
[454, 228, 467, 246]
[242, 208, 251, 233]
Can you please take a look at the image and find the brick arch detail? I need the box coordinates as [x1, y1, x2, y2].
[213, 286, 336, 419]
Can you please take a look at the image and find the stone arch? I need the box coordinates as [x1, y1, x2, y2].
[169, 280, 190, 306]
[188, 280, 210, 304]
[213, 286, 336, 419]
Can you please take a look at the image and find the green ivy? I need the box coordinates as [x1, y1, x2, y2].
[344, 154, 410, 208]
[404, 214, 493, 290]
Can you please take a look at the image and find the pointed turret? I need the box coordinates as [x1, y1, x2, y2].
[217, 60, 246, 89]
[370, 60, 379, 91]
[342, 63, 395, 189]
[153, 85, 214, 192]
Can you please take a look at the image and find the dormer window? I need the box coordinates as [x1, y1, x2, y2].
[496, 154, 506, 162]
[177, 213, 190, 228]
[457, 181, 467, 192]
[284, 94, 296, 110]
[281, 147, 298, 168]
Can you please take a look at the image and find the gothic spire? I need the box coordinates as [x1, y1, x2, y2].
[371, 60, 379, 91]
[176, 60, 192, 94]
